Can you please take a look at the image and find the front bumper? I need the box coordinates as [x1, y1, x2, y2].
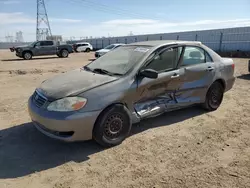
[15, 51, 22, 57]
[28, 97, 101, 142]
[9, 47, 15, 52]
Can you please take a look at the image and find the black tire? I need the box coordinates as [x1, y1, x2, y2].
[23, 51, 32, 60]
[93, 104, 132, 147]
[202, 81, 224, 111]
[248, 60, 250, 72]
[56, 53, 62, 58]
[60, 49, 69, 58]
[85, 48, 90, 52]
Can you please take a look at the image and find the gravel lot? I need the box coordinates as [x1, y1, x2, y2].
[0, 50, 249, 188]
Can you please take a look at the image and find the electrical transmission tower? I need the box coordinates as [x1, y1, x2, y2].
[15, 31, 24, 42]
[36, 0, 52, 41]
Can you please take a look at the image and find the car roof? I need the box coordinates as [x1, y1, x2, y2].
[128, 40, 202, 47]
[76, 42, 90, 44]
[113, 43, 125, 45]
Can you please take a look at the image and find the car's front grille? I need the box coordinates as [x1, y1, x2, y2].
[33, 90, 48, 108]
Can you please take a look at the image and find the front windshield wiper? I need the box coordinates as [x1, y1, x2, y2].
[92, 68, 123, 76]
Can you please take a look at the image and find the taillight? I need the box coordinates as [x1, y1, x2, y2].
[232, 63, 235, 69]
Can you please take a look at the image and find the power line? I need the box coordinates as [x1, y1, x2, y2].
[81, 0, 161, 20]
[65, 0, 162, 20]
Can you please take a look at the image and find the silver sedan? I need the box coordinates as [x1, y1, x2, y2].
[28, 40, 235, 147]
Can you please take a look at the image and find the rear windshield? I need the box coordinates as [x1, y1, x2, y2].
[86, 45, 152, 75]
[104, 44, 115, 50]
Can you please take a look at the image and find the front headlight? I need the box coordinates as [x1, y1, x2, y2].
[16, 48, 21, 52]
[47, 97, 87, 112]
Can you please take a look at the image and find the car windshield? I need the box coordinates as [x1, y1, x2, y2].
[104, 44, 116, 50]
[28, 41, 38, 46]
[85, 45, 152, 75]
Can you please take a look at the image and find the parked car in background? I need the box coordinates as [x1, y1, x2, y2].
[95, 43, 125, 58]
[28, 40, 235, 147]
[10, 40, 73, 60]
[73, 42, 93, 53]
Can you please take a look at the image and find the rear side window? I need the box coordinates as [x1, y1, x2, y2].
[182, 46, 205, 66]
[77, 43, 87, 47]
[41, 41, 53, 46]
[114, 45, 121, 49]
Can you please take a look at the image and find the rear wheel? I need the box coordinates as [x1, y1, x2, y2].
[202, 81, 224, 111]
[60, 49, 69, 58]
[93, 104, 132, 147]
[23, 51, 32, 60]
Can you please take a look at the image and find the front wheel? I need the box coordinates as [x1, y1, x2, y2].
[93, 104, 132, 147]
[23, 51, 32, 60]
[60, 49, 69, 58]
[202, 82, 224, 111]
[85, 48, 90, 52]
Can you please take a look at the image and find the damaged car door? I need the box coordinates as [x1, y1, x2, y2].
[134, 46, 184, 119]
[175, 46, 216, 106]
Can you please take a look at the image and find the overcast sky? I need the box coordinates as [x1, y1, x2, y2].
[1, 0, 250, 42]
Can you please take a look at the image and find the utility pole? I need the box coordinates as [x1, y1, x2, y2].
[36, 0, 52, 41]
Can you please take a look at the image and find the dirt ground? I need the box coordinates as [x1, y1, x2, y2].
[0, 50, 249, 188]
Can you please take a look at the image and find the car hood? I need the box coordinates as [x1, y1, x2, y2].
[15, 45, 29, 48]
[38, 68, 118, 99]
[96, 49, 110, 53]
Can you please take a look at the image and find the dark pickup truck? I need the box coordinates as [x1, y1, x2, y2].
[10, 40, 73, 60]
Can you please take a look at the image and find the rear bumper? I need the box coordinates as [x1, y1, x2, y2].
[225, 77, 236, 92]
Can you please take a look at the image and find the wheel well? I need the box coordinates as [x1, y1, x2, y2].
[93, 102, 129, 130]
[22, 50, 33, 56]
[215, 79, 226, 91]
[60, 48, 68, 52]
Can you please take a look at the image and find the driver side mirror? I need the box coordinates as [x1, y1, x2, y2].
[139, 69, 158, 79]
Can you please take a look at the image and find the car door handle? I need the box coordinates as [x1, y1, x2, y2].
[171, 73, 180, 78]
[207, 67, 215, 71]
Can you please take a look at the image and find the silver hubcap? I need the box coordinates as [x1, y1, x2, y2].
[25, 53, 31, 59]
[62, 51, 67, 57]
